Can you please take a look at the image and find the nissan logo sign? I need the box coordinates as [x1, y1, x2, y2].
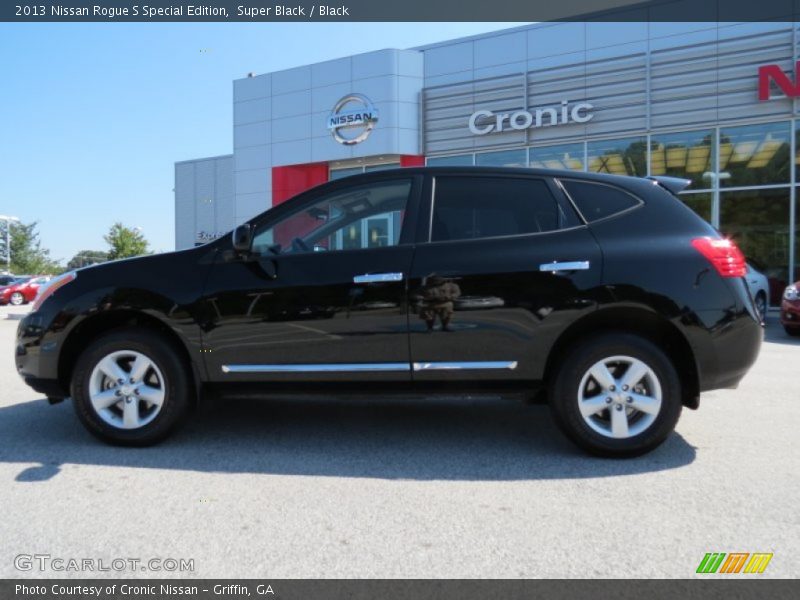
[327, 94, 379, 145]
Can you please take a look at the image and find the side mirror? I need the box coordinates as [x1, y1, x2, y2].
[232, 224, 252, 253]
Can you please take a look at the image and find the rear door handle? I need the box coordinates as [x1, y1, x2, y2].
[353, 272, 404, 284]
[539, 260, 590, 272]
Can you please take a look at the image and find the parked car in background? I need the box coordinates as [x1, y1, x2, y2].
[745, 263, 770, 318]
[0, 274, 31, 288]
[781, 282, 800, 336]
[0, 275, 50, 306]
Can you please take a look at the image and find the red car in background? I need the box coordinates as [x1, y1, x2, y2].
[781, 281, 800, 336]
[0, 276, 50, 306]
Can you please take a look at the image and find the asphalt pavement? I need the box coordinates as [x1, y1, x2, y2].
[0, 303, 797, 578]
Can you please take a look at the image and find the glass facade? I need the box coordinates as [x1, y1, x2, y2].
[426, 154, 474, 166]
[475, 149, 526, 167]
[427, 119, 800, 305]
[650, 130, 714, 189]
[587, 137, 647, 177]
[530, 143, 584, 171]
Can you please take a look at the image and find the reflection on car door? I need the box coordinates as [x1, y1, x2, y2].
[201, 176, 421, 383]
[408, 173, 602, 383]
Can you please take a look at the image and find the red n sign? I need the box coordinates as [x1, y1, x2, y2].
[759, 61, 800, 100]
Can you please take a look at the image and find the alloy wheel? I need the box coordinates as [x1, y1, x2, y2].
[88, 350, 166, 430]
[577, 355, 662, 439]
[10, 292, 24, 306]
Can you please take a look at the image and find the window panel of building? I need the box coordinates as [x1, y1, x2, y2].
[650, 130, 715, 190]
[475, 149, 527, 167]
[365, 163, 400, 172]
[720, 188, 790, 305]
[530, 143, 585, 171]
[587, 137, 647, 177]
[679, 192, 712, 223]
[719, 122, 791, 188]
[329, 167, 363, 181]
[426, 154, 475, 166]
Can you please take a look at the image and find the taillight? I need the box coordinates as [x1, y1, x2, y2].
[32, 272, 77, 311]
[691, 237, 747, 278]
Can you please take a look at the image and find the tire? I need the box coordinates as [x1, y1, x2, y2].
[10, 292, 25, 306]
[548, 333, 682, 458]
[755, 292, 767, 319]
[784, 326, 800, 337]
[71, 328, 192, 446]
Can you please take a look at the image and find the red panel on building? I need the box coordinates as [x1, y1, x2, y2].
[400, 155, 425, 167]
[272, 162, 329, 206]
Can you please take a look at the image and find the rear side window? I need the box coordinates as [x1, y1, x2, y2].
[431, 176, 561, 242]
[561, 180, 640, 222]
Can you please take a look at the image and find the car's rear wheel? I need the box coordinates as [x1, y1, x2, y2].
[755, 292, 767, 319]
[10, 292, 25, 306]
[71, 328, 191, 445]
[548, 333, 682, 458]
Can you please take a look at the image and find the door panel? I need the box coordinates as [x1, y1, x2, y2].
[408, 173, 603, 383]
[408, 230, 602, 382]
[203, 246, 413, 382]
[200, 175, 422, 383]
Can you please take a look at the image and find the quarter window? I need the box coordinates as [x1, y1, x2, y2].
[252, 179, 411, 255]
[431, 177, 562, 242]
[561, 180, 640, 222]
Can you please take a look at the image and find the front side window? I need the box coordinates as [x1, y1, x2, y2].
[431, 176, 562, 243]
[252, 179, 411, 255]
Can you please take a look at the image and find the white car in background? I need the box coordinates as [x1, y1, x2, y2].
[745, 263, 770, 318]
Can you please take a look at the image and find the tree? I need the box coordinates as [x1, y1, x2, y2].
[67, 250, 109, 270]
[3, 220, 60, 275]
[104, 223, 150, 260]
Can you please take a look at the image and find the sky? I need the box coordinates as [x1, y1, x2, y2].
[0, 22, 528, 264]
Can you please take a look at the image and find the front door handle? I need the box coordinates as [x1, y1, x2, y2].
[539, 260, 590, 272]
[353, 272, 404, 284]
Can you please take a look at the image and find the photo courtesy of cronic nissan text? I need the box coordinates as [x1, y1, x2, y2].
[0, 1, 798, 598]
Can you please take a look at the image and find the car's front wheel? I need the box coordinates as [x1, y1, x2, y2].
[71, 328, 191, 445]
[548, 333, 682, 458]
[9, 292, 25, 305]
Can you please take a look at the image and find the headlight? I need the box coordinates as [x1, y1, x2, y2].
[32, 271, 77, 311]
[784, 285, 799, 301]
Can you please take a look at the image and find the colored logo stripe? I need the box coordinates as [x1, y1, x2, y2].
[744, 553, 773, 574]
[697, 553, 726, 573]
[719, 553, 749, 573]
[697, 552, 773, 574]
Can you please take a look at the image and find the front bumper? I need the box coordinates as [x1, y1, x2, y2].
[780, 299, 800, 329]
[15, 310, 68, 399]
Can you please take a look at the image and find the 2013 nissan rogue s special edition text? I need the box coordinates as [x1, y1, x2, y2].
[16, 168, 763, 457]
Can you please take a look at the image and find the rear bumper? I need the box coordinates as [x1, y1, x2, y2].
[693, 308, 763, 392]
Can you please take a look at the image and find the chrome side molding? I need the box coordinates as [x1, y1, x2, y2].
[353, 272, 404, 284]
[221, 363, 410, 374]
[221, 360, 519, 374]
[413, 361, 518, 371]
[539, 260, 590, 272]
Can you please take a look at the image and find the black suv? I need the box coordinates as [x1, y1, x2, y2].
[16, 168, 763, 456]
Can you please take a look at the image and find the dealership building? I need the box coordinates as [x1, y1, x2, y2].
[175, 18, 800, 303]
